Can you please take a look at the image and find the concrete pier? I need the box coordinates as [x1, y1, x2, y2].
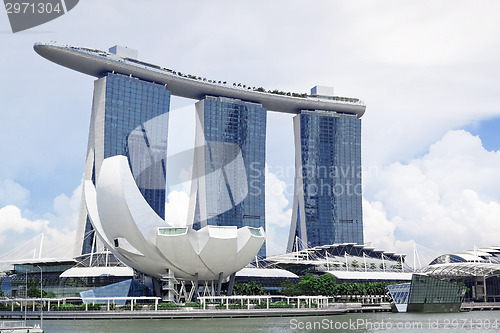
[0, 303, 391, 320]
[461, 302, 500, 311]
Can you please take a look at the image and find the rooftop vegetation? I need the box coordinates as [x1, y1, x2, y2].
[75, 45, 362, 105]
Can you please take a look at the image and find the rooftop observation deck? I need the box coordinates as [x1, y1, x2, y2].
[34, 42, 365, 118]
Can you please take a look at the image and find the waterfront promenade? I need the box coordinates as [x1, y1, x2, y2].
[461, 302, 500, 311]
[0, 303, 391, 320]
[1, 302, 499, 320]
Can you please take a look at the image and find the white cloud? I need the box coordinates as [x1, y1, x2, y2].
[165, 190, 190, 227]
[0, 182, 82, 259]
[337, 1, 500, 66]
[265, 166, 292, 228]
[264, 224, 287, 257]
[42, 227, 77, 259]
[265, 166, 293, 256]
[362, 199, 396, 251]
[0, 179, 30, 208]
[45, 182, 82, 229]
[364, 130, 500, 263]
[0, 205, 47, 234]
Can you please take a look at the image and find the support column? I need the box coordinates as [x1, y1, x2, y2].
[215, 272, 223, 297]
[484, 276, 488, 302]
[152, 278, 162, 298]
[473, 277, 478, 300]
[227, 273, 236, 297]
[193, 273, 199, 302]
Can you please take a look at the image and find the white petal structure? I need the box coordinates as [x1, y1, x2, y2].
[84, 155, 265, 281]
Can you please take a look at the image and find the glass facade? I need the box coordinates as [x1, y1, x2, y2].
[190, 96, 267, 258]
[79, 73, 170, 255]
[0, 262, 136, 298]
[288, 110, 363, 251]
[80, 279, 153, 305]
[387, 283, 411, 305]
[408, 274, 466, 305]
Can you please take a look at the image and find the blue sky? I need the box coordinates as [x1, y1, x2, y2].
[1, 0, 500, 263]
[466, 117, 500, 152]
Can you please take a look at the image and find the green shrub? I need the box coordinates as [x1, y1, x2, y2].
[134, 304, 148, 310]
[53, 303, 114, 311]
[183, 302, 200, 308]
[157, 302, 181, 309]
[54, 304, 84, 311]
[270, 301, 294, 308]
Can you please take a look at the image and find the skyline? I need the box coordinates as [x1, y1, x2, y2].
[1, 1, 500, 263]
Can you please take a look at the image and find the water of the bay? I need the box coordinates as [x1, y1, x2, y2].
[28, 311, 500, 332]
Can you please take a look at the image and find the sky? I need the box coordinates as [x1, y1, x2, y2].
[1, 0, 500, 265]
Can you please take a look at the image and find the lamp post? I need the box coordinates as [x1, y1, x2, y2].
[36, 265, 43, 329]
[24, 270, 27, 325]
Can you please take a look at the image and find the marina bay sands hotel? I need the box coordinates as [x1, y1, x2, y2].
[35, 43, 366, 260]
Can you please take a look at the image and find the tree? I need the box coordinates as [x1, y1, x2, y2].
[279, 275, 393, 297]
[339, 282, 354, 296]
[281, 281, 300, 296]
[27, 287, 56, 298]
[297, 274, 320, 296]
[318, 274, 338, 296]
[366, 282, 379, 295]
[233, 281, 265, 295]
[354, 283, 367, 295]
[390, 264, 402, 271]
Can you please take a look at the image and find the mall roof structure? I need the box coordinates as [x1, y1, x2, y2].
[429, 246, 500, 265]
[421, 245, 500, 278]
[266, 243, 410, 272]
[420, 262, 500, 278]
[326, 271, 412, 281]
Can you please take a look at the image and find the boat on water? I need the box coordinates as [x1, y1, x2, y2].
[0, 321, 43, 333]
[387, 274, 466, 313]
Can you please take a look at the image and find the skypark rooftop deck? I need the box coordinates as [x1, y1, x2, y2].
[34, 42, 366, 117]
